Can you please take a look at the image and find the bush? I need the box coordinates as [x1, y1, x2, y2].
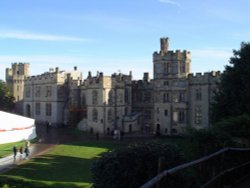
[186, 127, 233, 156]
[214, 114, 250, 139]
[91, 142, 185, 188]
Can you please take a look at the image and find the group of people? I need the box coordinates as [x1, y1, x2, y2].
[13, 140, 30, 161]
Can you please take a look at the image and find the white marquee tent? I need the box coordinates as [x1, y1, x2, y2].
[0, 111, 36, 144]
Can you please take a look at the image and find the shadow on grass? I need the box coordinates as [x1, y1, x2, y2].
[5, 155, 94, 183]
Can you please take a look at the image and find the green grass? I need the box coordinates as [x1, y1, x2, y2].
[0, 141, 127, 188]
[0, 138, 194, 188]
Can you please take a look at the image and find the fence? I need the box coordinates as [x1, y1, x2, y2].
[140, 147, 250, 188]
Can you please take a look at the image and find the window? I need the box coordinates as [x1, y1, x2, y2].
[125, 88, 129, 104]
[172, 93, 178, 102]
[163, 81, 169, 86]
[164, 63, 169, 74]
[157, 107, 160, 114]
[163, 93, 169, 103]
[108, 109, 113, 122]
[25, 87, 31, 98]
[92, 90, 98, 105]
[119, 93, 123, 103]
[35, 86, 41, 97]
[178, 111, 185, 123]
[46, 103, 52, 116]
[172, 63, 178, 74]
[46, 86, 52, 97]
[164, 109, 168, 116]
[196, 89, 202, 101]
[17, 85, 19, 91]
[195, 106, 202, 124]
[179, 93, 185, 102]
[144, 92, 151, 103]
[35, 103, 40, 115]
[92, 108, 98, 122]
[180, 63, 185, 73]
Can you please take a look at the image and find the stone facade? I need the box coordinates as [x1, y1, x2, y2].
[77, 72, 133, 134]
[152, 38, 191, 135]
[16, 37, 221, 135]
[23, 67, 82, 126]
[6, 63, 30, 114]
[132, 73, 154, 133]
[188, 71, 220, 130]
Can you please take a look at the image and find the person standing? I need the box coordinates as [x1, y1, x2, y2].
[19, 146, 23, 160]
[24, 146, 30, 159]
[13, 146, 17, 160]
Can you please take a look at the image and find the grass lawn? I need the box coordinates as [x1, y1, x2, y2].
[0, 138, 193, 188]
[0, 141, 127, 188]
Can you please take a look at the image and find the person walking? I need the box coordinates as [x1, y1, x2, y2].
[19, 146, 23, 160]
[24, 146, 30, 160]
[13, 146, 17, 160]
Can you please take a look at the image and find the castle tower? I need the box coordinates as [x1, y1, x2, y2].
[153, 37, 191, 135]
[160, 37, 169, 54]
[5, 63, 30, 114]
[153, 37, 191, 79]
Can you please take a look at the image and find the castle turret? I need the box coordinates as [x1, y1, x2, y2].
[5, 62, 30, 114]
[160, 37, 169, 54]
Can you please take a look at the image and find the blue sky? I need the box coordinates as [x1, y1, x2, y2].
[0, 0, 249, 80]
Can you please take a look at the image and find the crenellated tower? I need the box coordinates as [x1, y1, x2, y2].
[153, 37, 191, 79]
[5, 63, 30, 114]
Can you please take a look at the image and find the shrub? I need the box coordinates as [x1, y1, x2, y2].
[214, 114, 250, 139]
[91, 142, 185, 188]
[186, 127, 233, 156]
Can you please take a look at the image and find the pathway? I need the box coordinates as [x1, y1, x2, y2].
[0, 124, 71, 173]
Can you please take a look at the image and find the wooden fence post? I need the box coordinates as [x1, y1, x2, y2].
[157, 156, 165, 188]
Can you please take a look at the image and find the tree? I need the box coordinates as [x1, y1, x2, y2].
[211, 42, 250, 123]
[91, 142, 185, 188]
[0, 80, 15, 111]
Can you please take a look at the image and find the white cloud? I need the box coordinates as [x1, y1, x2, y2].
[0, 30, 87, 42]
[158, 0, 181, 7]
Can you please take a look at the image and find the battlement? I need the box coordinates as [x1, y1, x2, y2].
[154, 37, 191, 61]
[6, 62, 30, 79]
[188, 71, 221, 84]
[81, 71, 132, 89]
[25, 66, 82, 85]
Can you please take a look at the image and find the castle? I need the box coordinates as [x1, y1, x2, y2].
[6, 37, 221, 135]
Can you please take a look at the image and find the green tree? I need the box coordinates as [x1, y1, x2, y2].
[211, 42, 250, 122]
[0, 80, 15, 111]
[91, 142, 185, 188]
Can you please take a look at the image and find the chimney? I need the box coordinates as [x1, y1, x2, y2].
[143, 72, 149, 82]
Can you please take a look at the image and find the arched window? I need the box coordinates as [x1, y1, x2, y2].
[92, 108, 98, 122]
[107, 109, 113, 122]
[92, 90, 98, 105]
